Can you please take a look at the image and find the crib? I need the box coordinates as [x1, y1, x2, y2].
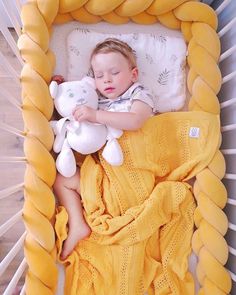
[0, 0, 235, 294]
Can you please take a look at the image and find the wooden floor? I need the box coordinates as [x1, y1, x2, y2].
[0, 30, 25, 293]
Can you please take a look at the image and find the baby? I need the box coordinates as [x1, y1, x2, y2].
[53, 38, 155, 260]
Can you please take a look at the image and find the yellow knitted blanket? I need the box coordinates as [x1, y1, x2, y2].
[55, 111, 220, 295]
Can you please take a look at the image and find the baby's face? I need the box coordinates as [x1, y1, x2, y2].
[91, 51, 138, 99]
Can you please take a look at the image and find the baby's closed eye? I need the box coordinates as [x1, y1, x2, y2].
[95, 72, 103, 79]
[111, 70, 119, 75]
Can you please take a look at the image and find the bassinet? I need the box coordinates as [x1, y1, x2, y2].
[0, 0, 235, 294]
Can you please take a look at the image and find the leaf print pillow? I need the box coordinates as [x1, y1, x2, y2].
[67, 28, 187, 113]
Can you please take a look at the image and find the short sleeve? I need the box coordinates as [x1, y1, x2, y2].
[130, 85, 155, 111]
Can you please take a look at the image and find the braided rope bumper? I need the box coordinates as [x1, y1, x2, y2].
[18, 0, 231, 294]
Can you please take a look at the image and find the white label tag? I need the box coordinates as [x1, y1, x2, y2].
[189, 127, 200, 138]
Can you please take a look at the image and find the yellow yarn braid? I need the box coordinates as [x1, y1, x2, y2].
[18, 0, 231, 294]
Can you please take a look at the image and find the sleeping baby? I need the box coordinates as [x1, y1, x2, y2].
[53, 38, 156, 259]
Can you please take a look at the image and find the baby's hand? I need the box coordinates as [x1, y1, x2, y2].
[73, 106, 97, 123]
[51, 75, 65, 84]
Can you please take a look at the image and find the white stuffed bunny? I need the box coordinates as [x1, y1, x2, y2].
[49, 76, 123, 177]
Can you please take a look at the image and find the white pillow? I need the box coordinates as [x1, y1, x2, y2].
[67, 28, 187, 113]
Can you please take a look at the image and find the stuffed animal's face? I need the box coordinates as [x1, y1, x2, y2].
[50, 77, 98, 117]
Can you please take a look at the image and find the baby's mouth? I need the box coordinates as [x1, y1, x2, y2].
[104, 87, 115, 93]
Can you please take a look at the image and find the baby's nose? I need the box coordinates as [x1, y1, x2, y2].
[104, 73, 112, 83]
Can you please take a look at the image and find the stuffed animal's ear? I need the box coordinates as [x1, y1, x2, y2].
[49, 81, 58, 99]
[82, 76, 96, 89]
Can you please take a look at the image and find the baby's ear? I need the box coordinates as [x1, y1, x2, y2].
[131, 67, 138, 82]
[82, 76, 96, 89]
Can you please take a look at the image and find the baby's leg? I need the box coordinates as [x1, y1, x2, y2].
[53, 169, 91, 259]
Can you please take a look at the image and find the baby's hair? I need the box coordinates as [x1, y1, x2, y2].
[90, 38, 137, 69]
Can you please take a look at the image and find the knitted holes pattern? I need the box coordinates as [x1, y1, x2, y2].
[18, 0, 231, 294]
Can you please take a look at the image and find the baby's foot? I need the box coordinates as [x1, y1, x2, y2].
[60, 223, 91, 260]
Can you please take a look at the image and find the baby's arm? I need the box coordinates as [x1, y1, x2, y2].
[73, 100, 152, 131]
[97, 101, 152, 130]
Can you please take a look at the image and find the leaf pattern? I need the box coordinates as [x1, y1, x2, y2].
[154, 94, 160, 105]
[145, 53, 153, 64]
[69, 45, 80, 56]
[158, 35, 167, 43]
[170, 54, 177, 63]
[77, 28, 90, 34]
[150, 34, 167, 43]
[132, 33, 138, 40]
[157, 69, 170, 85]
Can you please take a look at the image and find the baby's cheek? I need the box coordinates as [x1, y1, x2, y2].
[96, 82, 104, 93]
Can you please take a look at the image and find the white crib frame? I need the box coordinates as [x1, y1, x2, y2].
[0, 0, 235, 294]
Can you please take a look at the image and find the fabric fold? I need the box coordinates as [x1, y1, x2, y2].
[55, 111, 220, 294]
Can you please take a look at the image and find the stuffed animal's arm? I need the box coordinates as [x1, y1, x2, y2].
[50, 118, 70, 153]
